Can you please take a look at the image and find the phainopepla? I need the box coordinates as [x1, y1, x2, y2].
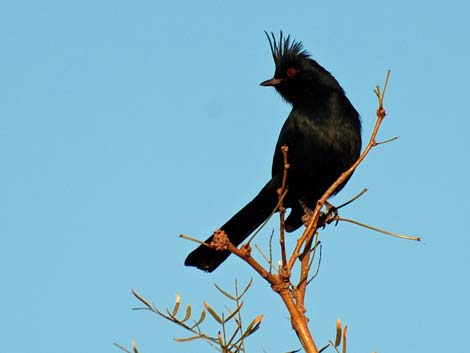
[185, 32, 362, 272]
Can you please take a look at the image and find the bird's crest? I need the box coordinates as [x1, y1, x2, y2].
[264, 31, 310, 67]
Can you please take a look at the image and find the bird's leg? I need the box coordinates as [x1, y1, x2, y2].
[299, 200, 314, 228]
[299, 199, 340, 229]
[324, 201, 337, 216]
[324, 201, 339, 226]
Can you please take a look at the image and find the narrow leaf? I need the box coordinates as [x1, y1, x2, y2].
[190, 309, 206, 329]
[204, 301, 223, 324]
[217, 331, 225, 346]
[214, 283, 236, 301]
[175, 335, 205, 342]
[223, 302, 244, 323]
[113, 342, 132, 353]
[342, 326, 348, 353]
[242, 314, 263, 338]
[131, 340, 139, 353]
[131, 289, 153, 310]
[334, 319, 342, 347]
[226, 321, 242, 346]
[181, 304, 192, 322]
[239, 278, 253, 299]
[247, 322, 261, 336]
[171, 293, 181, 316]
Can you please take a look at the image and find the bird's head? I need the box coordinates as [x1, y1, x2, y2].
[261, 31, 341, 104]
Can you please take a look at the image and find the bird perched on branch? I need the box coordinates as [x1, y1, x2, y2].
[185, 32, 362, 272]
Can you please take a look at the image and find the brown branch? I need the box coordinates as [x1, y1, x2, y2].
[208, 230, 319, 353]
[222, 233, 278, 284]
[295, 231, 315, 317]
[278, 288, 319, 353]
[185, 71, 393, 353]
[285, 70, 392, 328]
[278, 145, 290, 269]
[288, 70, 391, 272]
[269, 230, 274, 274]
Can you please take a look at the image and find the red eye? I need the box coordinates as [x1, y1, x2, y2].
[287, 67, 297, 77]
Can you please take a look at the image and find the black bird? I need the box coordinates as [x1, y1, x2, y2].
[185, 32, 362, 272]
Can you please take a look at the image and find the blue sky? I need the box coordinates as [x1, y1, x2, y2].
[1, 1, 469, 353]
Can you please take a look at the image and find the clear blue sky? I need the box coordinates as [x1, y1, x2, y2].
[1, 1, 469, 353]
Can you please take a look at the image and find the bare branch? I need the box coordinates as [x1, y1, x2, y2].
[336, 216, 421, 241]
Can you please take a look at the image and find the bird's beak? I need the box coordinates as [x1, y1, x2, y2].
[260, 77, 282, 86]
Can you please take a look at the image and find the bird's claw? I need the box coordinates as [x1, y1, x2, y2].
[324, 201, 339, 226]
[299, 200, 314, 227]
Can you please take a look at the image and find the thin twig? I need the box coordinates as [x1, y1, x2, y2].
[114, 343, 133, 353]
[336, 216, 421, 241]
[297, 233, 321, 289]
[234, 280, 246, 353]
[297, 232, 314, 307]
[225, 238, 278, 284]
[255, 244, 278, 273]
[180, 233, 206, 246]
[278, 145, 290, 268]
[335, 188, 368, 210]
[247, 189, 287, 244]
[269, 230, 274, 274]
[285, 70, 393, 329]
[374, 136, 399, 146]
[307, 243, 322, 285]
[327, 340, 342, 353]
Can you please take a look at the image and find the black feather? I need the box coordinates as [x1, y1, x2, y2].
[185, 32, 361, 272]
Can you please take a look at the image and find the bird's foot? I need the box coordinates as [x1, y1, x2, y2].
[323, 201, 339, 226]
[300, 200, 340, 228]
[300, 200, 314, 227]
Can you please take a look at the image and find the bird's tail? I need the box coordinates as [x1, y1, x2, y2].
[184, 178, 279, 272]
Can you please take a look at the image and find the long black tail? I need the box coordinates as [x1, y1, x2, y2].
[184, 177, 280, 272]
